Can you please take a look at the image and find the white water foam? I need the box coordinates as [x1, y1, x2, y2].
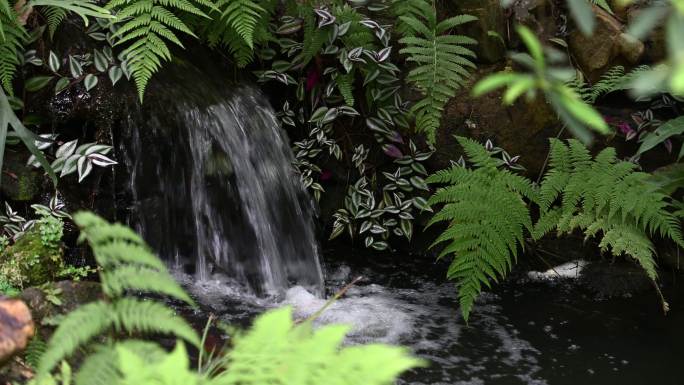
[175, 265, 548, 384]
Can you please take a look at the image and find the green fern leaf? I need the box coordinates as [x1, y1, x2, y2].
[427, 137, 534, 322]
[107, 0, 208, 101]
[101, 265, 195, 304]
[38, 301, 114, 376]
[396, 0, 477, 143]
[112, 298, 200, 346]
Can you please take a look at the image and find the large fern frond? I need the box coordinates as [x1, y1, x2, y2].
[427, 137, 535, 321]
[396, 0, 477, 143]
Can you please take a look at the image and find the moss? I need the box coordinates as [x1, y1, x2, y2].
[0, 224, 63, 289]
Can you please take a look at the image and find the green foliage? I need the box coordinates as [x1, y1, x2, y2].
[427, 138, 684, 320]
[207, 307, 424, 385]
[106, 0, 211, 101]
[582, 65, 653, 103]
[0, 218, 63, 289]
[473, 25, 610, 144]
[202, 0, 275, 68]
[636, 116, 684, 159]
[395, 0, 477, 144]
[36, 212, 199, 382]
[0, 4, 24, 94]
[622, 0, 684, 97]
[26, 334, 48, 369]
[0, 276, 19, 296]
[38, 215, 63, 249]
[427, 137, 536, 321]
[534, 139, 684, 280]
[42, 6, 68, 39]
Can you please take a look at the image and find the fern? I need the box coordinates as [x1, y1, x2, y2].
[41, 6, 68, 39]
[107, 0, 211, 101]
[299, 6, 327, 67]
[427, 137, 537, 321]
[587, 65, 652, 103]
[396, 0, 477, 144]
[213, 0, 264, 48]
[335, 72, 355, 106]
[201, 0, 274, 68]
[74, 340, 166, 385]
[534, 139, 684, 281]
[25, 334, 48, 369]
[37, 212, 199, 382]
[207, 307, 424, 385]
[0, 5, 24, 93]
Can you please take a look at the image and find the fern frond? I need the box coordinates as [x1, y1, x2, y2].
[214, 0, 264, 48]
[38, 301, 114, 376]
[0, 8, 25, 93]
[25, 335, 48, 369]
[75, 340, 167, 385]
[107, 0, 208, 101]
[41, 6, 67, 38]
[588, 65, 652, 103]
[101, 265, 194, 304]
[335, 72, 355, 106]
[112, 298, 200, 346]
[397, 0, 477, 143]
[38, 212, 200, 379]
[427, 137, 533, 322]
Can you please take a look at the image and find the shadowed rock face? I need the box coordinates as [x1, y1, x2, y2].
[0, 298, 34, 363]
[433, 64, 560, 177]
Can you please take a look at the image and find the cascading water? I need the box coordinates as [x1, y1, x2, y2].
[119, 63, 323, 297]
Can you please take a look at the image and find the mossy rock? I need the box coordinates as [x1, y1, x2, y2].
[0, 226, 63, 288]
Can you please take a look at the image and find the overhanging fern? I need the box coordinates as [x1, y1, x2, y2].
[427, 137, 536, 321]
[107, 0, 213, 101]
[0, 4, 24, 93]
[396, 0, 477, 144]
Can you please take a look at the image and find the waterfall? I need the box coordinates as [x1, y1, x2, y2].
[118, 63, 323, 297]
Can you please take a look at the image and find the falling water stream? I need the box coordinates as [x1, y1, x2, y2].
[120, 63, 322, 296]
[119, 62, 684, 385]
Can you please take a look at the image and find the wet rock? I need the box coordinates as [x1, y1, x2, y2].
[569, 6, 644, 81]
[434, 64, 560, 176]
[0, 298, 34, 363]
[19, 280, 101, 327]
